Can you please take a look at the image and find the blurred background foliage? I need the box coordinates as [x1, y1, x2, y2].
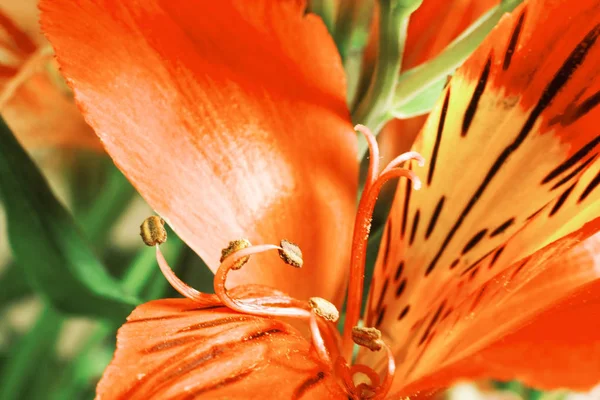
[0, 0, 599, 399]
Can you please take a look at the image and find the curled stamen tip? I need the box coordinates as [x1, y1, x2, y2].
[412, 177, 422, 190]
[352, 326, 384, 352]
[309, 297, 339, 322]
[140, 216, 167, 246]
[278, 239, 303, 268]
[220, 239, 252, 270]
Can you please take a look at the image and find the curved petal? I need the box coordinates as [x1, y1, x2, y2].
[363, 0, 600, 393]
[0, 6, 98, 151]
[97, 299, 347, 399]
[391, 230, 600, 396]
[40, 0, 357, 303]
[404, 0, 500, 70]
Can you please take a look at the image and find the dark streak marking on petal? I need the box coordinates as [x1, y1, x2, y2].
[426, 196, 445, 240]
[463, 55, 492, 136]
[489, 246, 505, 269]
[402, 170, 413, 238]
[428, 88, 451, 185]
[469, 266, 480, 281]
[462, 229, 488, 255]
[398, 305, 410, 320]
[550, 154, 596, 191]
[511, 259, 529, 280]
[461, 249, 494, 276]
[425, 25, 600, 276]
[470, 284, 488, 312]
[550, 90, 600, 127]
[503, 10, 526, 70]
[419, 301, 446, 346]
[490, 218, 515, 237]
[292, 371, 327, 400]
[394, 261, 405, 282]
[176, 316, 250, 333]
[542, 135, 600, 183]
[396, 278, 407, 298]
[549, 183, 576, 216]
[579, 169, 600, 203]
[376, 306, 386, 328]
[375, 277, 390, 312]
[410, 209, 420, 246]
[184, 369, 254, 399]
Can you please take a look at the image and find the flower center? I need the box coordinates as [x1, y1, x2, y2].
[140, 124, 423, 399]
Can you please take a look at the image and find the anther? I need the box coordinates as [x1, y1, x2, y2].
[308, 297, 339, 322]
[352, 326, 384, 352]
[278, 239, 303, 268]
[220, 239, 252, 270]
[140, 216, 167, 246]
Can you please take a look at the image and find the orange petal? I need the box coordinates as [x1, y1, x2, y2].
[0, 6, 99, 151]
[40, 0, 357, 303]
[363, 0, 600, 392]
[404, 0, 500, 70]
[97, 298, 347, 399]
[392, 229, 600, 395]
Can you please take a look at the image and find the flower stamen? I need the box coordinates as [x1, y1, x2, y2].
[155, 245, 213, 303]
[309, 297, 340, 322]
[214, 242, 311, 319]
[220, 238, 252, 270]
[278, 239, 303, 268]
[309, 311, 332, 363]
[140, 215, 167, 246]
[341, 125, 424, 360]
[352, 326, 384, 352]
[355, 124, 381, 190]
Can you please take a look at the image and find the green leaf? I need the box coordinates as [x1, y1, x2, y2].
[391, 73, 448, 118]
[0, 305, 63, 400]
[0, 263, 31, 305]
[0, 117, 138, 321]
[392, 0, 525, 111]
[48, 233, 187, 399]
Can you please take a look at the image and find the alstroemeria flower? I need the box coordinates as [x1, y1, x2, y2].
[40, 0, 600, 398]
[0, 0, 98, 150]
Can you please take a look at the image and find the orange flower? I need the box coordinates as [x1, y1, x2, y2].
[0, 0, 99, 150]
[40, 0, 600, 398]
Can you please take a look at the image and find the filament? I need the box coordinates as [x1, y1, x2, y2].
[341, 166, 422, 360]
[214, 244, 312, 319]
[155, 245, 214, 303]
[355, 124, 380, 191]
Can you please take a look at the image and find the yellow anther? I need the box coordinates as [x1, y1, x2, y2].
[352, 326, 384, 352]
[308, 297, 339, 322]
[140, 216, 167, 246]
[278, 239, 303, 268]
[220, 239, 252, 270]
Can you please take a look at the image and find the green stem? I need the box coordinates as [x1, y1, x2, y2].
[352, 0, 423, 155]
[0, 263, 30, 304]
[308, 0, 336, 34]
[393, 0, 523, 108]
[0, 305, 62, 400]
[332, 0, 360, 63]
[78, 164, 136, 245]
